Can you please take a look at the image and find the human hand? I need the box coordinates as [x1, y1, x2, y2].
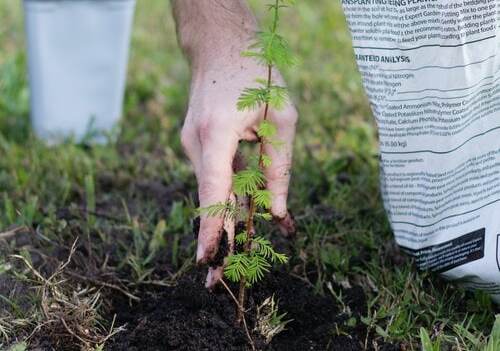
[181, 55, 297, 288]
[173, 0, 297, 289]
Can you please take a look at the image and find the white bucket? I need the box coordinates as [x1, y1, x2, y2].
[23, 0, 136, 143]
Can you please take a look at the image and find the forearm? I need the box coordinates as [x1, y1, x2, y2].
[171, 0, 258, 69]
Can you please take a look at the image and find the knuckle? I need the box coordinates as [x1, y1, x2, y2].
[275, 105, 298, 126]
[267, 163, 292, 182]
[198, 115, 235, 146]
[198, 117, 216, 145]
[180, 125, 195, 151]
[198, 176, 223, 202]
[198, 173, 232, 205]
[286, 106, 299, 124]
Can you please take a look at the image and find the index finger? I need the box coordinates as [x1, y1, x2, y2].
[196, 119, 239, 264]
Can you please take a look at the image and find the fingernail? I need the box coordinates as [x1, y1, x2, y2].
[196, 242, 205, 263]
[205, 269, 214, 289]
[205, 267, 223, 290]
[272, 195, 288, 218]
[275, 211, 296, 238]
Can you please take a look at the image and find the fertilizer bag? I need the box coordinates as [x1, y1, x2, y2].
[342, 0, 500, 300]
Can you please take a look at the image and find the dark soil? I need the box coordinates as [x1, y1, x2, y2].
[1, 178, 400, 351]
[107, 269, 398, 351]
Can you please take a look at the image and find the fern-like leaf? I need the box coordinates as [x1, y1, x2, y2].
[261, 154, 272, 168]
[257, 120, 277, 139]
[237, 87, 268, 111]
[268, 85, 289, 110]
[247, 31, 297, 69]
[198, 201, 239, 219]
[235, 231, 248, 245]
[224, 254, 250, 283]
[241, 50, 268, 66]
[246, 254, 271, 284]
[233, 168, 266, 196]
[273, 252, 289, 264]
[254, 236, 289, 263]
[253, 189, 272, 209]
[253, 236, 274, 258]
[255, 212, 273, 221]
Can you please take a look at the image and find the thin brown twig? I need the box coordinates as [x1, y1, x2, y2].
[60, 316, 95, 345]
[47, 239, 78, 283]
[102, 314, 126, 343]
[237, 35, 275, 327]
[219, 279, 255, 351]
[25, 320, 54, 341]
[288, 272, 315, 289]
[128, 279, 175, 287]
[66, 271, 140, 302]
[220, 279, 243, 311]
[0, 225, 27, 240]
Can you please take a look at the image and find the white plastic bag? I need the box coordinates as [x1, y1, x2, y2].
[342, 0, 500, 301]
[23, 0, 136, 143]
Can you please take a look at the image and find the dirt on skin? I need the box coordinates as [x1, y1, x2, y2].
[107, 269, 400, 351]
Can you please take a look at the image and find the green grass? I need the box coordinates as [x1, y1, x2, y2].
[0, 1, 498, 350]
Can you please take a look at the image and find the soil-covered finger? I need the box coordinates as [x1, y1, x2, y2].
[208, 229, 229, 269]
[274, 210, 296, 238]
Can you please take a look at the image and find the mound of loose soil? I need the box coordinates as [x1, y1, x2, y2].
[108, 269, 397, 351]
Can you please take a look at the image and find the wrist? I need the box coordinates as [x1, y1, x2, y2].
[172, 0, 258, 68]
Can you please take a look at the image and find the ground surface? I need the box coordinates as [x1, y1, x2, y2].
[1, 1, 499, 351]
[108, 269, 382, 351]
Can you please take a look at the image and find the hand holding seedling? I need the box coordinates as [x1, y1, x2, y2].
[173, 0, 297, 289]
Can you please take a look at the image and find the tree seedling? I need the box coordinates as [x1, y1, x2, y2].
[199, 0, 296, 326]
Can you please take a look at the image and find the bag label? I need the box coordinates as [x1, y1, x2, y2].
[401, 228, 485, 273]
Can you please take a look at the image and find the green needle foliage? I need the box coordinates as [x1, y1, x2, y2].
[199, 0, 296, 324]
[233, 168, 266, 196]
